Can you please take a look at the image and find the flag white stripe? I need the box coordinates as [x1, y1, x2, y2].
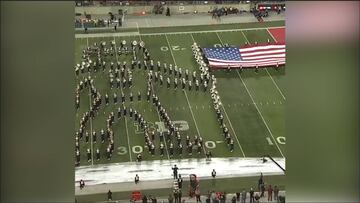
[240, 49, 285, 57]
[208, 55, 285, 63]
[240, 44, 286, 52]
[242, 53, 285, 60]
[209, 62, 285, 68]
[209, 59, 285, 67]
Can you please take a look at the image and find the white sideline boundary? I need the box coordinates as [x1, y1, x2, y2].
[75, 26, 285, 39]
[75, 157, 285, 186]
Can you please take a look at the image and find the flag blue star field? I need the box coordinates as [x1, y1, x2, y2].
[202, 42, 285, 69]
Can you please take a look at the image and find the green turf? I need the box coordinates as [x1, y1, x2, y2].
[75, 23, 286, 165]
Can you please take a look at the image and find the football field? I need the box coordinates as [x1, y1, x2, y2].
[75, 21, 286, 167]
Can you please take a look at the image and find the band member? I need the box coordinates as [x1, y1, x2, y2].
[160, 143, 165, 157]
[178, 143, 183, 156]
[169, 142, 174, 157]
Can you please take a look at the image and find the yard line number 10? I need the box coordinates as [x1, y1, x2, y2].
[266, 137, 286, 145]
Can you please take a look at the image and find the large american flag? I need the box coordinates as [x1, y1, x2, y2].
[202, 42, 285, 69]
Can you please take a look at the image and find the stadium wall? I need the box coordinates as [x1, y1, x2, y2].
[75, 4, 251, 15]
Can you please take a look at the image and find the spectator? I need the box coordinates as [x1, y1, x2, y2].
[195, 186, 201, 203]
[107, 190, 112, 201]
[152, 196, 157, 203]
[220, 193, 226, 203]
[205, 193, 211, 203]
[178, 189, 182, 203]
[173, 190, 179, 203]
[274, 185, 279, 201]
[231, 196, 236, 203]
[260, 183, 265, 197]
[249, 188, 254, 203]
[241, 190, 246, 203]
[142, 195, 148, 203]
[268, 185, 273, 201]
[236, 192, 240, 201]
[210, 191, 216, 202]
[168, 194, 174, 203]
[254, 193, 260, 203]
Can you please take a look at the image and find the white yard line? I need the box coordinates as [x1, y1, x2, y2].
[135, 22, 140, 35]
[141, 38, 170, 159]
[221, 106, 246, 157]
[242, 30, 286, 101]
[215, 32, 247, 157]
[88, 80, 94, 166]
[215, 32, 224, 45]
[190, 33, 196, 43]
[165, 34, 206, 154]
[151, 84, 170, 160]
[164, 34, 177, 66]
[183, 90, 204, 149]
[86, 37, 94, 165]
[113, 36, 133, 162]
[236, 70, 285, 158]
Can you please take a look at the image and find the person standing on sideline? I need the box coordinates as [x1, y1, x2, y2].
[79, 179, 85, 189]
[258, 173, 264, 191]
[166, 7, 171, 16]
[268, 185, 273, 201]
[172, 164, 179, 179]
[211, 169, 216, 178]
[107, 190, 112, 201]
[274, 185, 279, 201]
[135, 174, 140, 184]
